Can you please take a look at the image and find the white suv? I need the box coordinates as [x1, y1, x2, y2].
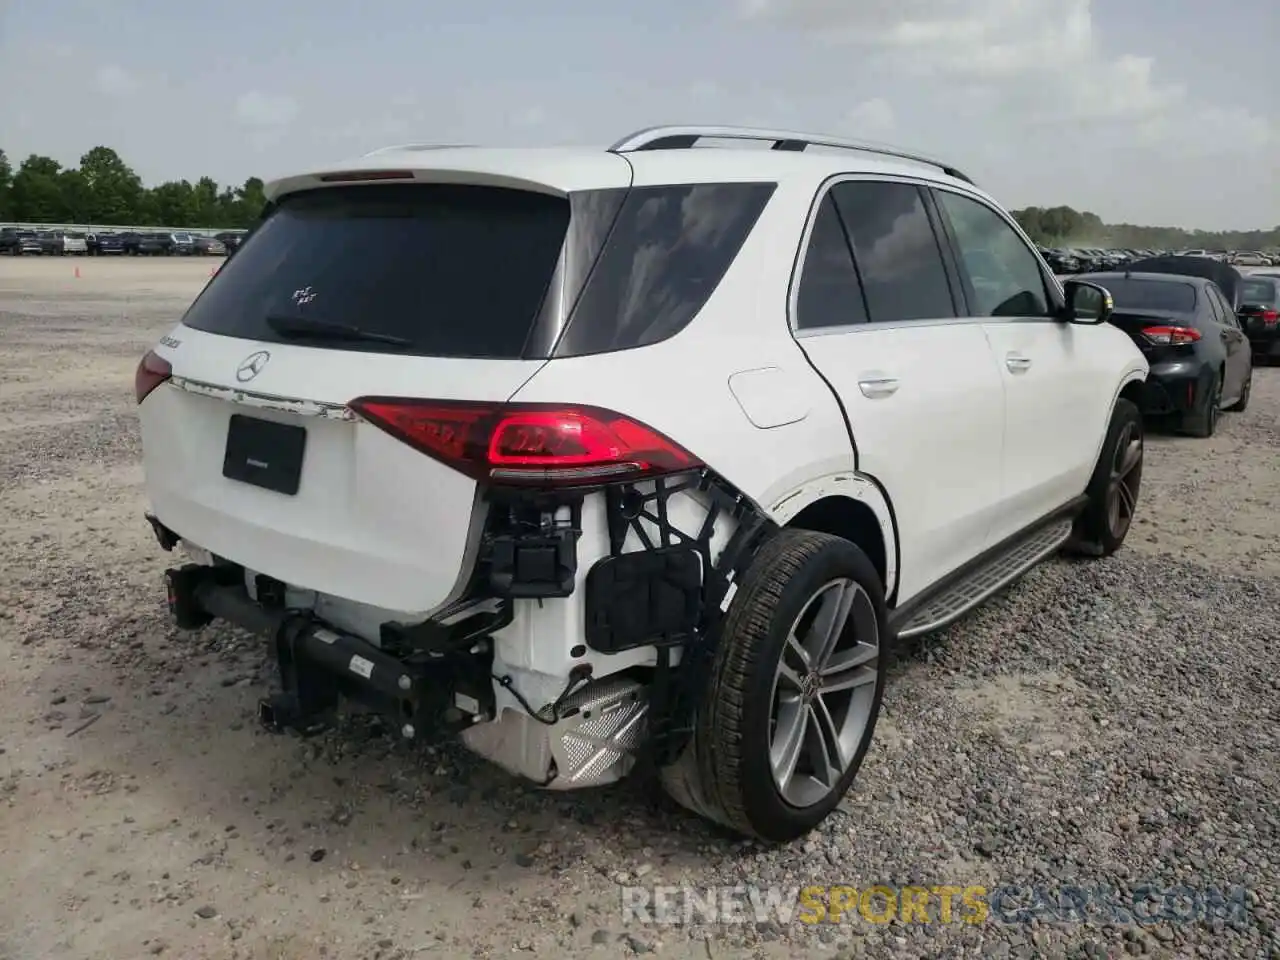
[136, 125, 1149, 842]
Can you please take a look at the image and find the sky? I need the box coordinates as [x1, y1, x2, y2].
[1, 0, 1276, 231]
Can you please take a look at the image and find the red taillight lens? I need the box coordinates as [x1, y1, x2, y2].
[134, 350, 172, 404]
[1261, 310, 1278, 326]
[1141, 325, 1201, 345]
[347, 399, 701, 487]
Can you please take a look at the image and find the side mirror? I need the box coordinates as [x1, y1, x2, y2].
[1062, 279, 1113, 325]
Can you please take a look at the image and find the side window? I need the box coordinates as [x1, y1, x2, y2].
[555, 182, 777, 357]
[1204, 286, 1228, 326]
[795, 194, 869, 330]
[1211, 287, 1238, 327]
[932, 189, 1051, 318]
[830, 181, 956, 322]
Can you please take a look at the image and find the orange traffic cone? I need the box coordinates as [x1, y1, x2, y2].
[74, 266, 81, 279]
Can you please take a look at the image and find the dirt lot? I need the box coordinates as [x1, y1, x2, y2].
[1, 257, 1277, 960]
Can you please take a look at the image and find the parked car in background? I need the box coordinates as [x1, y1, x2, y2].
[87, 231, 127, 255]
[1081, 270, 1251, 435]
[1039, 247, 1081, 274]
[193, 235, 227, 256]
[59, 231, 89, 255]
[137, 232, 173, 256]
[1229, 251, 1270, 267]
[0, 228, 44, 255]
[214, 230, 248, 253]
[1124, 255, 1245, 308]
[169, 233, 196, 255]
[35, 230, 88, 255]
[1237, 275, 1280, 364]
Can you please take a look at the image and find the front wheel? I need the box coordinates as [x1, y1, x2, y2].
[1069, 398, 1144, 558]
[661, 529, 888, 843]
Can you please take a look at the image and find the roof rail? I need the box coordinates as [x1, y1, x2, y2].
[608, 125, 974, 185]
[361, 143, 476, 157]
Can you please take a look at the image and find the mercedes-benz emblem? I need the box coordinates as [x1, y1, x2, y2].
[236, 350, 271, 383]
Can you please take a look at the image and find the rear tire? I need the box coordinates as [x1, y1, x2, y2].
[1068, 398, 1143, 558]
[1182, 370, 1221, 438]
[1225, 369, 1251, 412]
[661, 529, 888, 843]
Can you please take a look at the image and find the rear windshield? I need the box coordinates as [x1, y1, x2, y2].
[181, 183, 571, 359]
[1097, 278, 1197, 313]
[1239, 278, 1278, 305]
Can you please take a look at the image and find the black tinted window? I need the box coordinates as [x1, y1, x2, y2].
[1209, 286, 1237, 327]
[1096, 278, 1197, 313]
[554, 182, 775, 357]
[181, 184, 569, 359]
[831, 182, 955, 322]
[795, 195, 868, 329]
[1240, 279, 1279, 305]
[934, 189, 1050, 318]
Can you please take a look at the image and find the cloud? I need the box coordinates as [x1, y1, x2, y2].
[736, 0, 1271, 150]
[234, 91, 299, 128]
[510, 106, 547, 129]
[844, 98, 895, 139]
[95, 64, 139, 98]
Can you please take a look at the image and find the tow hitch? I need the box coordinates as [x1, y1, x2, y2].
[164, 564, 499, 740]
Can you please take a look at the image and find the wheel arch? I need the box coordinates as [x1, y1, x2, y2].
[767, 474, 899, 603]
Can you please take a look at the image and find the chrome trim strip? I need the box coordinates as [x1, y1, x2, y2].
[168, 377, 355, 421]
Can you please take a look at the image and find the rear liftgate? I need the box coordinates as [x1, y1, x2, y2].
[154, 399, 778, 780]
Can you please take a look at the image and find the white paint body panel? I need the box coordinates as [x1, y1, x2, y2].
[794, 322, 1006, 603]
[727, 366, 812, 429]
[980, 318, 1135, 544]
[141, 325, 545, 615]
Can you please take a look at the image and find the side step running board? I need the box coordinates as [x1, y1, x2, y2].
[892, 518, 1075, 640]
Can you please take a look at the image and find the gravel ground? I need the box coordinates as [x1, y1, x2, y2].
[0, 258, 1277, 960]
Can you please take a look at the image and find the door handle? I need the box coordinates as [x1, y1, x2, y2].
[857, 376, 899, 399]
[1005, 353, 1032, 373]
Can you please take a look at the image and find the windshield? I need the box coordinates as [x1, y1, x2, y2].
[1098, 278, 1197, 313]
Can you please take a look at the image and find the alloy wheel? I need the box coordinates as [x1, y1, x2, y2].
[1106, 421, 1143, 540]
[769, 578, 879, 808]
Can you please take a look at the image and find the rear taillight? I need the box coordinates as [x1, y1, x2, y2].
[1141, 325, 1201, 345]
[134, 350, 172, 404]
[347, 398, 702, 487]
[1261, 310, 1279, 326]
[318, 170, 416, 183]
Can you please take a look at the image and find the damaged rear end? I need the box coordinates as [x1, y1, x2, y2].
[139, 150, 778, 788]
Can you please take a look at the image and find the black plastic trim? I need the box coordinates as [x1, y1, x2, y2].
[887, 494, 1089, 634]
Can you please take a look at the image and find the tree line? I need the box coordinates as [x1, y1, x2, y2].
[0, 147, 265, 229]
[1010, 205, 1278, 252]
[1, 144, 1278, 249]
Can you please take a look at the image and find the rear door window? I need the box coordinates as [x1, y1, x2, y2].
[794, 194, 869, 330]
[181, 183, 571, 359]
[1208, 286, 1238, 327]
[829, 181, 956, 322]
